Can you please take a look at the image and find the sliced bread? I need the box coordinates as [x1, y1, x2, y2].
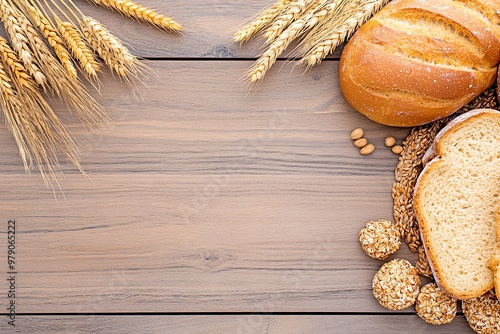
[414, 109, 500, 300]
[492, 209, 500, 300]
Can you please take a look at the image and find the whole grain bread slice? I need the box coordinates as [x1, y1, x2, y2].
[414, 109, 500, 300]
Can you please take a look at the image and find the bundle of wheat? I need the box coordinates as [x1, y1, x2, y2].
[235, 0, 389, 83]
[0, 0, 181, 190]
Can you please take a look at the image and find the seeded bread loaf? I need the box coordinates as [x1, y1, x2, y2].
[413, 109, 500, 300]
[339, 0, 500, 127]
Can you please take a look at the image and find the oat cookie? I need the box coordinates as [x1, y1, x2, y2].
[415, 283, 457, 325]
[372, 259, 420, 310]
[359, 220, 401, 260]
[463, 290, 500, 334]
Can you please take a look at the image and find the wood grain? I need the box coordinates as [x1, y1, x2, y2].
[0, 61, 413, 315]
[4, 315, 472, 333]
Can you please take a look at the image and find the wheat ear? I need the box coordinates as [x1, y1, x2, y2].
[264, 0, 318, 43]
[80, 15, 143, 83]
[0, 36, 36, 90]
[0, 60, 31, 170]
[0, 50, 77, 189]
[88, 0, 182, 31]
[0, 35, 83, 189]
[22, 3, 77, 79]
[0, 0, 46, 86]
[234, 0, 291, 43]
[248, 2, 325, 82]
[301, 0, 389, 66]
[56, 17, 101, 80]
[248, 2, 336, 82]
[8, 3, 109, 127]
[294, 0, 345, 52]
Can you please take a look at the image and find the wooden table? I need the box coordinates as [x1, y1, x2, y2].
[0, 1, 474, 333]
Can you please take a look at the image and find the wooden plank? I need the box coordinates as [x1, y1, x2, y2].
[0, 61, 411, 313]
[0, 0, 344, 59]
[3, 315, 473, 333]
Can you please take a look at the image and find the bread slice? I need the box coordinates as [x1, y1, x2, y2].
[414, 109, 500, 300]
[491, 209, 500, 300]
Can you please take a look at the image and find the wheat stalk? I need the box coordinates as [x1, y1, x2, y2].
[0, 0, 182, 187]
[0, 61, 31, 170]
[238, 0, 392, 82]
[234, 0, 291, 43]
[0, 35, 79, 159]
[88, 0, 182, 32]
[0, 0, 47, 86]
[8, 2, 109, 127]
[21, 2, 78, 79]
[0, 46, 81, 190]
[301, 0, 390, 66]
[56, 17, 101, 80]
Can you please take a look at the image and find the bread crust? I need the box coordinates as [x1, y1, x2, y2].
[414, 109, 500, 300]
[392, 0, 500, 66]
[339, 0, 500, 127]
[492, 208, 500, 300]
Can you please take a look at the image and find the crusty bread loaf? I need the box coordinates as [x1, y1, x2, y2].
[339, 0, 500, 127]
[414, 109, 500, 300]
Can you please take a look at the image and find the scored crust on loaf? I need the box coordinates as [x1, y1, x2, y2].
[339, 0, 500, 127]
[414, 109, 500, 300]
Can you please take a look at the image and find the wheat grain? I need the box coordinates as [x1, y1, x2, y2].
[80, 15, 142, 82]
[301, 0, 389, 66]
[249, 2, 332, 82]
[0, 0, 46, 86]
[89, 0, 182, 31]
[22, 3, 78, 79]
[234, 0, 291, 43]
[56, 18, 100, 79]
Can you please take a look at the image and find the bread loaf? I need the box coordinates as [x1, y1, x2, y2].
[339, 0, 500, 127]
[414, 109, 500, 300]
